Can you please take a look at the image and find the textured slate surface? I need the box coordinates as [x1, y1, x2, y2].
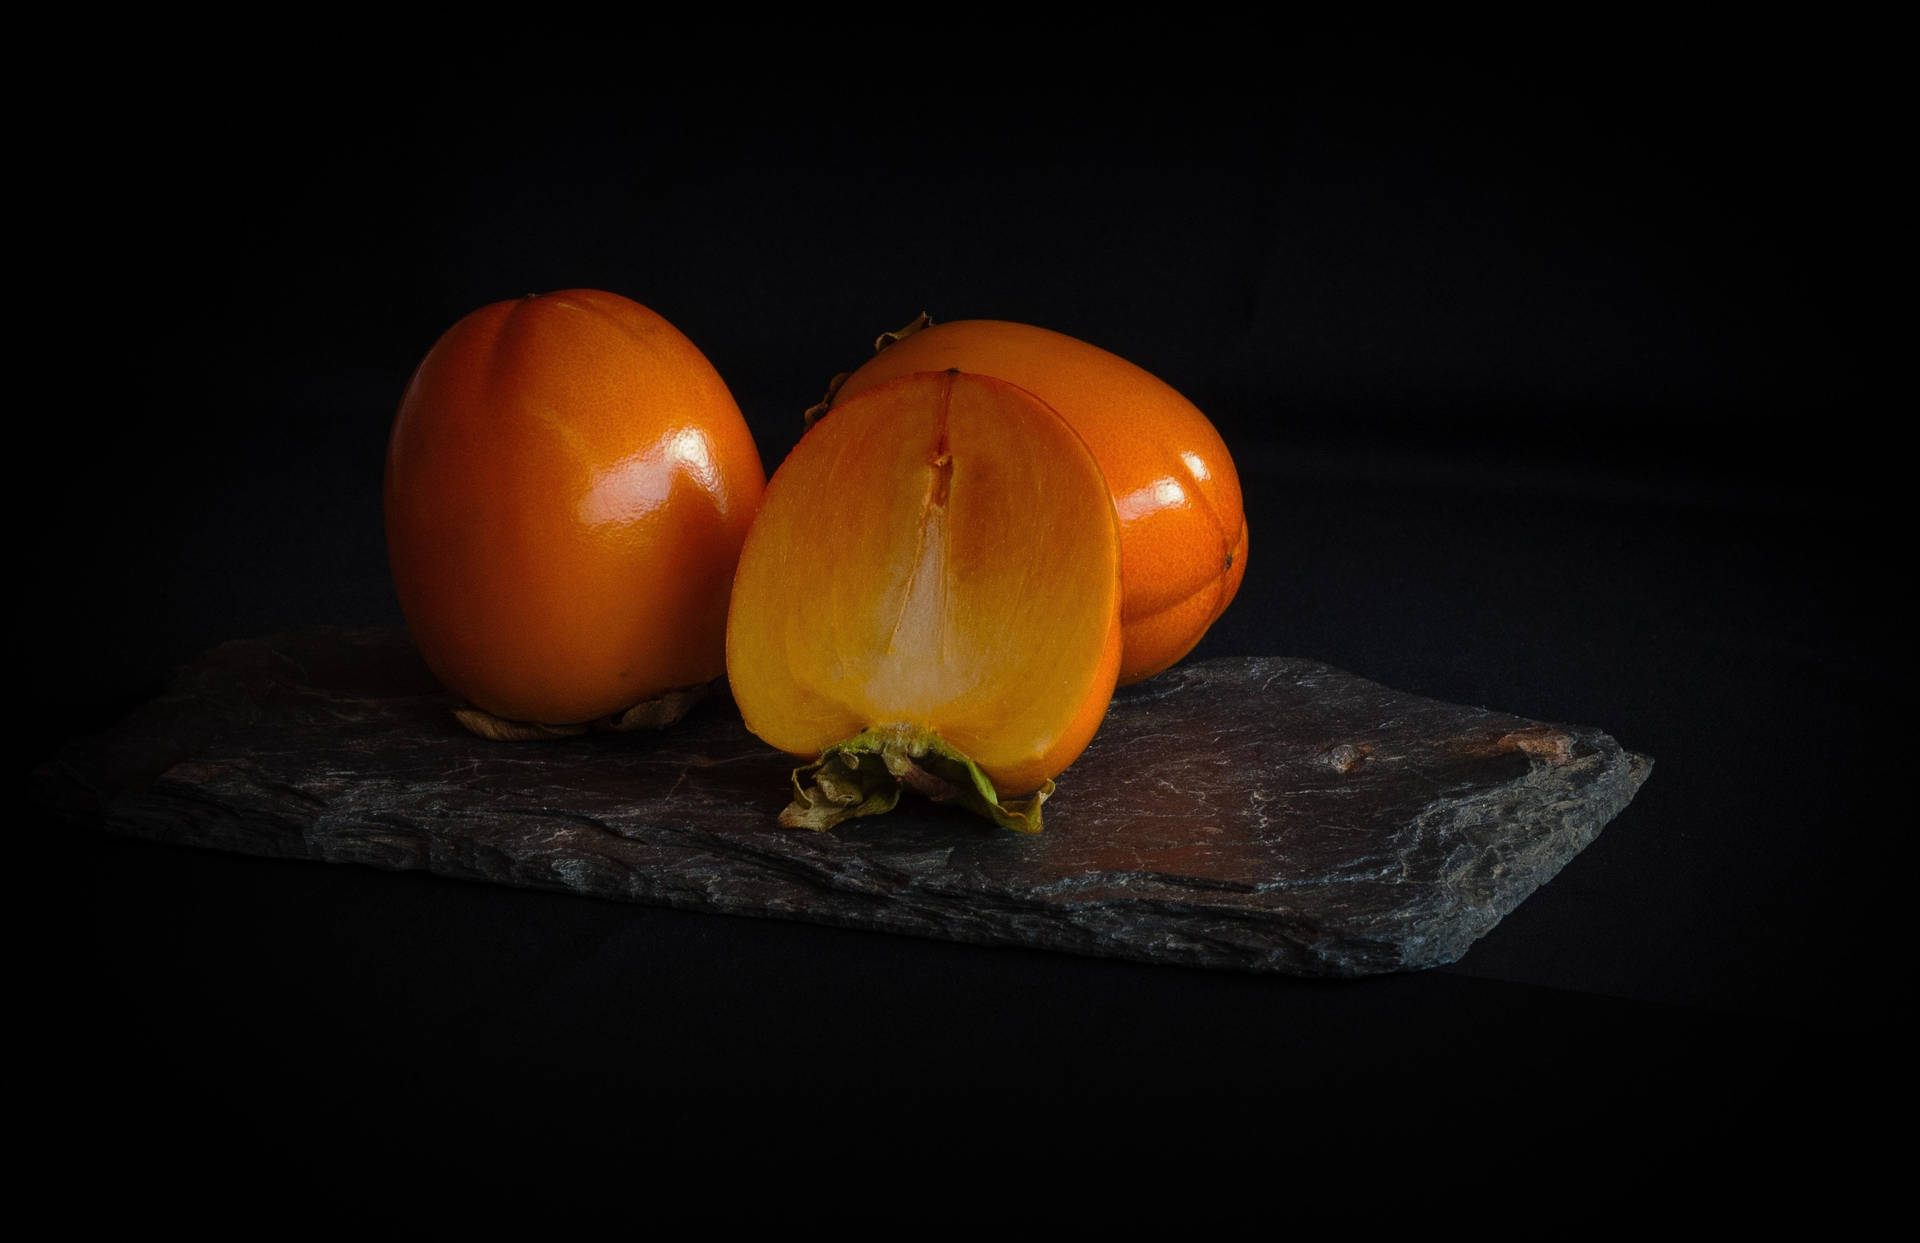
[42, 628, 1650, 976]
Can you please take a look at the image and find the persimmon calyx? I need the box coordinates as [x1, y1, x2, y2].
[779, 724, 1053, 834]
[451, 709, 590, 741]
[801, 311, 937, 429]
[603, 683, 711, 730]
[872, 311, 935, 353]
[450, 682, 711, 741]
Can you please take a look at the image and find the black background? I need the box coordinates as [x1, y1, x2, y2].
[47, 26, 1898, 1210]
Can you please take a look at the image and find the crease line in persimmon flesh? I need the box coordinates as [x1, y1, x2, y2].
[821, 315, 1248, 686]
[726, 370, 1122, 832]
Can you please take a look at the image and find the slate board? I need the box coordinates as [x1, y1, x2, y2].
[42, 628, 1650, 976]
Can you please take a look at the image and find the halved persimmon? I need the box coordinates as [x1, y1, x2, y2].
[727, 370, 1121, 832]
[385, 289, 765, 736]
[824, 317, 1247, 687]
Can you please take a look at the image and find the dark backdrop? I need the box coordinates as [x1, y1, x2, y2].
[46, 28, 1896, 1209]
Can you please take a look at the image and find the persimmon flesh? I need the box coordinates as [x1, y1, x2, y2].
[830, 318, 1247, 687]
[726, 371, 1121, 831]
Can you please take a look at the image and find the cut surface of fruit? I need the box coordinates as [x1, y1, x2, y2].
[830, 317, 1247, 686]
[726, 370, 1122, 829]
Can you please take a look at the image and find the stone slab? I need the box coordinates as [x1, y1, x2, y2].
[41, 628, 1651, 976]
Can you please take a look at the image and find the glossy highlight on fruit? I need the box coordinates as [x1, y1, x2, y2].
[727, 370, 1122, 832]
[828, 317, 1247, 686]
[385, 289, 765, 732]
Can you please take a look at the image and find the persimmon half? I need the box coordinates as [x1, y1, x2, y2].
[727, 370, 1122, 832]
[824, 316, 1247, 686]
[385, 289, 765, 736]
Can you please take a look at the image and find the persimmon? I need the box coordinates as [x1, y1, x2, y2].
[385, 289, 765, 736]
[727, 370, 1122, 832]
[822, 316, 1247, 686]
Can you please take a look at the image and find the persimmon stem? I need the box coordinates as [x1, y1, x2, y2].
[779, 724, 1052, 833]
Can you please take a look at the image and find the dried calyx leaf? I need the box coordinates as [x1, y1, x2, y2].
[802, 311, 936, 429]
[451, 710, 588, 741]
[873, 311, 934, 352]
[781, 724, 1052, 833]
[451, 682, 712, 741]
[604, 684, 711, 730]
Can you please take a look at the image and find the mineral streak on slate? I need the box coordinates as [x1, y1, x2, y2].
[40, 629, 1650, 976]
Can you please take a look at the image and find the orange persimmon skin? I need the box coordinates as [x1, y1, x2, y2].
[727, 371, 1121, 797]
[385, 290, 765, 725]
[833, 320, 1247, 686]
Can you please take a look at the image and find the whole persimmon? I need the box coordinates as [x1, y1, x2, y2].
[825, 316, 1246, 686]
[385, 289, 765, 735]
[728, 370, 1122, 832]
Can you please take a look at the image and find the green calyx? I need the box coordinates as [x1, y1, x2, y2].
[779, 724, 1052, 834]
